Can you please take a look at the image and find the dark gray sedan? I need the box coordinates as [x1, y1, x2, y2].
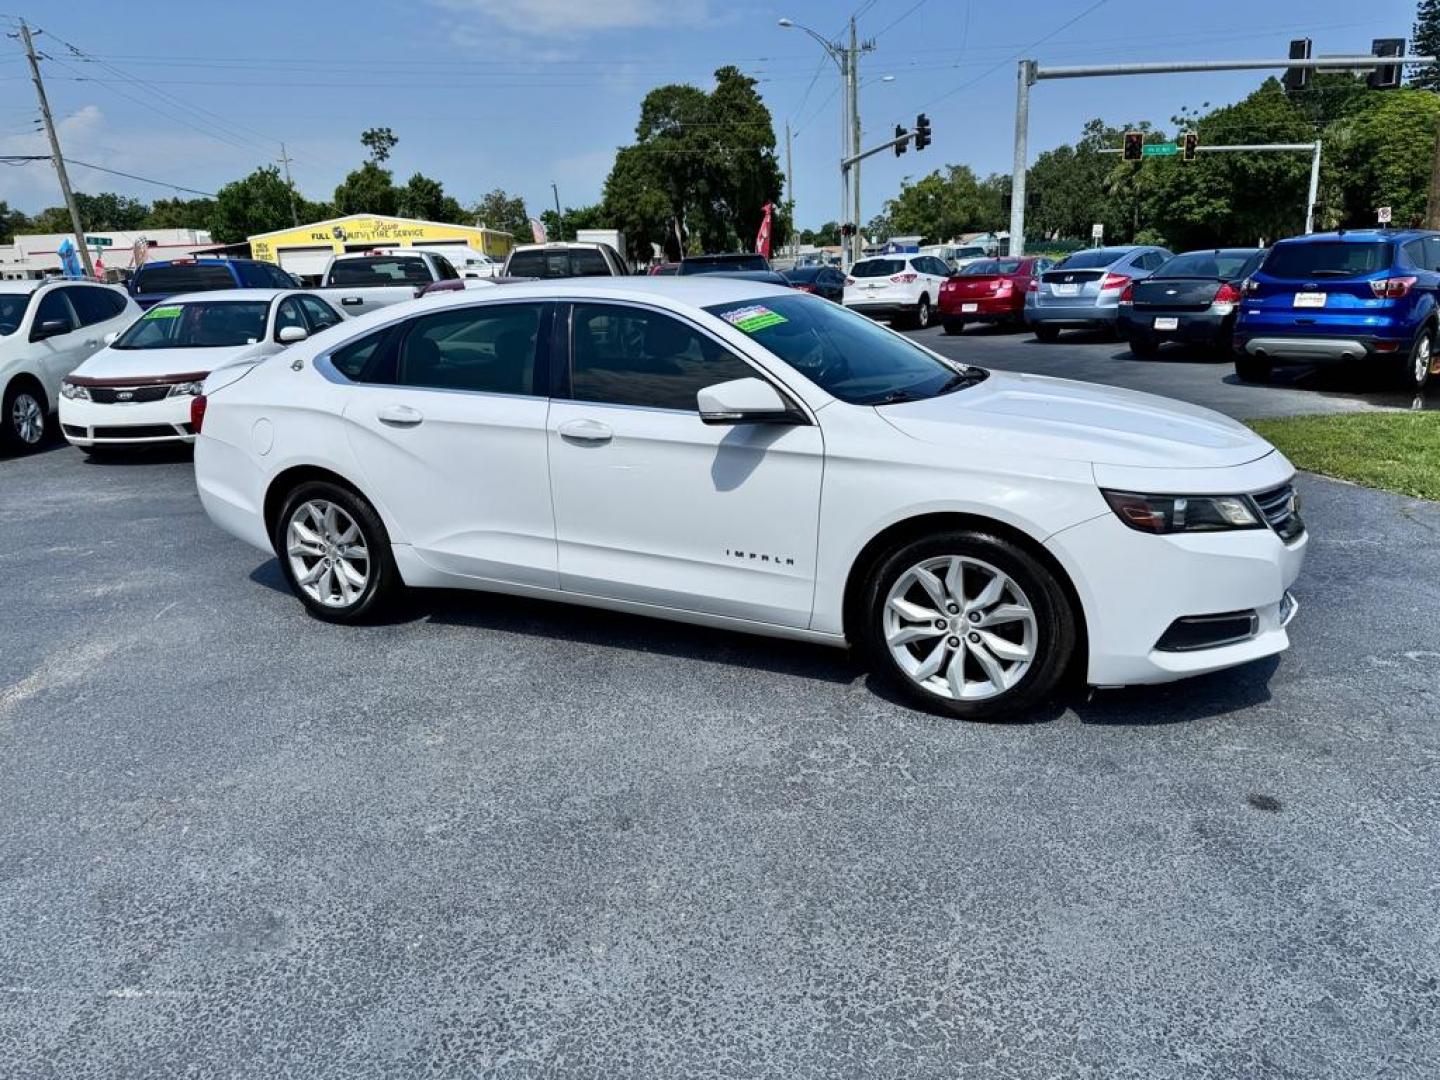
[1117, 248, 1267, 357]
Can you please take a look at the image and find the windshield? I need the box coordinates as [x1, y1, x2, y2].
[327, 256, 433, 287]
[704, 294, 985, 405]
[1157, 250, 1259, 278]
[850, 258, 905, 278]
[113, 301, 269, 349]
[133, 263, 236, 295]
[964, 259, 1022, 276]
[679, 255, 768, 274]
[0, 292, 31, 336]
[1263, 241, 1392, 279]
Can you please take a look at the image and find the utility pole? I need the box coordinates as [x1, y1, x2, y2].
[849, 16, 863, 266]
[1007, 52, 1439, 256]
[276, 143, 299, 227]
[1427, 125, 1440, 230]
[18, 18, 93, 278]
[784, 120, 795, 258]
[551, 182, 563, 241]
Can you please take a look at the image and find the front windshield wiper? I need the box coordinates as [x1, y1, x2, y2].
[870, 369, 988, 406]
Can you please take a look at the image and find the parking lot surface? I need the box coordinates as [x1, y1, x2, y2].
[2, 330, 1438, 1078]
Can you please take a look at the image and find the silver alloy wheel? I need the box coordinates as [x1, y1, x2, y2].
[286, 499, 370, 608]
[1416, 334, 1431, 386]
[12, 392, 43, 445]
[916, 298, 930, 328]
[883, 555, 1038, 701]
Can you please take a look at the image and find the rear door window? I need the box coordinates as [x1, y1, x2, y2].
[1263, 242, 1393, 279]
[396, 303, 544, 395]
[1423, 237, 1440, 271]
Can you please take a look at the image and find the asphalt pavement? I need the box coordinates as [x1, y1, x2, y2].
[2, 334, 1438, 1078]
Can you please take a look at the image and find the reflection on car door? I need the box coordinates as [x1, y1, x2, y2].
[32, 289, 88, 397]
[340, 302, 559, 587]
[546, 301, 825, 628]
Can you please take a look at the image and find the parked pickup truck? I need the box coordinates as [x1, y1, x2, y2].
[317, 250, 462, 315]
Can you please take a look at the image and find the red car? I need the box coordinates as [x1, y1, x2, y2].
[938, 256, 1053, 334]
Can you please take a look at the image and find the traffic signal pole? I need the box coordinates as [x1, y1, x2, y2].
[1007, 52, 1438, 256]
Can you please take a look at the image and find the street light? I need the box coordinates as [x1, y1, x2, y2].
[780, 16, 853, 263]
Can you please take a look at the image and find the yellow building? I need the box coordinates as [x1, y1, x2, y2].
[247, 213, 514, 280]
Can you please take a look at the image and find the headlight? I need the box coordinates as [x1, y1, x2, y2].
[167, 381, 205, 398]
[60, 381, 90, 401]
[1101, 490, 1263, 534]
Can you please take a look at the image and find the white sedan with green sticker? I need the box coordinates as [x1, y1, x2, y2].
[192, 277, 1306, 721]
[59, 288, 344, 453]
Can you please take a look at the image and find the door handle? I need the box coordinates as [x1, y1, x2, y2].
[378, 404, 423, 428]
[558, 418, 613, 443]
[341, 296, 364, 307]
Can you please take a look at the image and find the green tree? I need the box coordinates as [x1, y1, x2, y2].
[1413, 0, 1440, 90]
[883, 164, 990, 240]
[333, 161, 398, 217]
[540, 203, 606, 243]
[210, 165, 308, 244]
[71, 192, 147, 231]
[1335, 88, 1440, 225]
[360, 126, 398, 164]
[28, 206, 76, 234]
[143, 197, 216, 231]
[1027, 119, 1129, 241]
[472, 188, 530, 238]
[395, 172, 464, 222]
[0, 201, 29, 243]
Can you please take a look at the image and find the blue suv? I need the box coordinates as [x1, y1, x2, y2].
[128, 258, 299, 310]
[1234, 229, 1440, 390]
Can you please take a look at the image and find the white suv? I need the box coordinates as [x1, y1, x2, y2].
[0, 280, 141, 453]
[191, 278, 1306, 721]
[843, 254, 951, 329]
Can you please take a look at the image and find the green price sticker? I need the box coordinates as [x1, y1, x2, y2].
[145, 305, 182, 320]
[722, 305, 787, 333]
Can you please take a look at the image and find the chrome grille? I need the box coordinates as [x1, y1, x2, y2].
[88, 384, 171, 404]
[1252, 483, 1304, 543]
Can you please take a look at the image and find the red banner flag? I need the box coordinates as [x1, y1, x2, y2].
[755, 202, 774, 259]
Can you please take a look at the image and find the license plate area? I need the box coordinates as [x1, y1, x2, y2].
[961, 303, 978, 313]
[1053, 283, 1080, 297]
[1153, 317, 1179, 331]
[1294, 291, 1327, 308]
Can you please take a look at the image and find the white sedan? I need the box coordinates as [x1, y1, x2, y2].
[59, 289, 343, 454]
[192, 278, 1306, 720]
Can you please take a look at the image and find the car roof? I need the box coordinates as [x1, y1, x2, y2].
[1282, 229, 1432, 244]
[0, 278, 124, 296]
[138, 258, 253, 268]
[509, 242, 608, 252]
[157, 289, 294, 303]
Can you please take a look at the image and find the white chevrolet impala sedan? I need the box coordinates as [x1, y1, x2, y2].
[192, 278, 1306, 720]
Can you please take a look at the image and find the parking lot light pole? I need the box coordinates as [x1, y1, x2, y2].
[1008, 53, 1439, 257]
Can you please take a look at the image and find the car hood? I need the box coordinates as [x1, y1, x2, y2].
[70, 343, 271, 381]
[876, 370, 1271, 469]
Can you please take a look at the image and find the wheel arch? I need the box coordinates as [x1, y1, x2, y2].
[262, 464, 380, 543]
[841, 510, 1088, 676]
[4, 369, 49, 412]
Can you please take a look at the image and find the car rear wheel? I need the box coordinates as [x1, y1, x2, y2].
[942, 317, 965, 335]
[1404, 329, 1432, 391]
[1235, 355, 1272, 383]
[912, 296, 932, 330]
[1128, 338, 1160, 357]
[274, 481, 400, 623]
[2, 381, 47, 454]
[1033, 324, 1060, 343]
[857, 531, 1076, 721]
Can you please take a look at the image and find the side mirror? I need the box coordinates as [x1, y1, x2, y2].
[103, 331, 119, 346]
[697, 377, 802, 426]
[278, 324, 309, 344]
[31, 318, 71, 342]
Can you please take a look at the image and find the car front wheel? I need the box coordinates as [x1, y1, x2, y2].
[857, 531, 1076, 721]
[2, 381, 47, 453]
[273, 480, 401, 623]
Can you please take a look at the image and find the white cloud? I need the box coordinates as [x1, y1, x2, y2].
[434, 0, 710, 36]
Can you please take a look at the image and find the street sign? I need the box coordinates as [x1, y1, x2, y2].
[1091, 223, 1104, 240]
[1377, 206, 1393, 224]
[84, 236, 114, 247]
[1142, 143, 1179, 157]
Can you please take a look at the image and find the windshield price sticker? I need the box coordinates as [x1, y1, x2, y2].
[722, 305, 787, 333]
[145, 305, 183, 319]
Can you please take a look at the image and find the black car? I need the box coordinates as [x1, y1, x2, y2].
[1118, 247, 1267, 356]
[781, 265, 846, 301]
[700, 270, 793, 287]
[678, 253, 771, 275]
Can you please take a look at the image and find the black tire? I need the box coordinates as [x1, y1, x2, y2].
[83, 444, 124, 461]
[1235, 354, 1272, 383]
[856, 530, 1077, 721]
[272, 480, 401, 623]
[913, 296, 932, 330]
[1033, 324, 1060, 343]
[1401, 327, 1433, 391]
[1128, 338, 1160, 357]
[1, 378, 48, 455]
[942, 318, 966, 336]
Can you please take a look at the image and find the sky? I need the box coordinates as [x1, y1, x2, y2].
[0, 0, 1423, 231]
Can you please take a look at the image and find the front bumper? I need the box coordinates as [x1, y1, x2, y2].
[1046, 502, 1307, 687]
[1119, 307, 1230, 344]
[59, 394, 196, 447]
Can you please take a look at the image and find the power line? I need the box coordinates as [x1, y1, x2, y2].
[0, 153, 217, 196]
[872, 0, 932, 40]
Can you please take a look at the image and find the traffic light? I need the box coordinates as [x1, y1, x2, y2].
[1282, 38, 1312, 93]
[914, 113, 931, 151]
[1182, 131, 1199, 162]
[894, 123, 908, 157]
[1123, 130, 1144, 162]
[1368, 38, 1404, 89]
